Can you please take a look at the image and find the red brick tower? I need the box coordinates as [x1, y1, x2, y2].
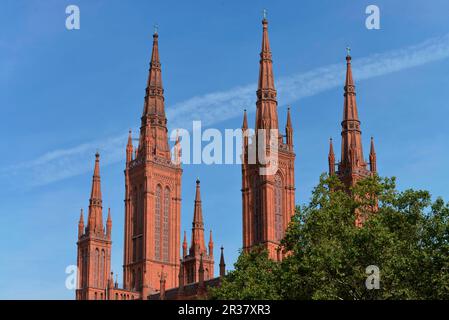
[328, 51, 377, 187]
[76, 153, 112, 300]
[181, 179, 215, 284]
[123, 29, 182, 298]
[241, 16, 296, 260]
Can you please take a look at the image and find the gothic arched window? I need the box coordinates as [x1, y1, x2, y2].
[83, 249, 88, 288]
[154, 185, 162, 260]
[79, 250, 82, 289]
[132, 187, 138, 262]
[136, 267, 141, 290]
[132, 187, 137, 234]
[99, 249, 105, 288]
[131, 270, 135, 290]
[274, 174, 284, 242]
[163, 187, 170, 262]
[252, 175, 262, 243]
[94, 248, 100, 288]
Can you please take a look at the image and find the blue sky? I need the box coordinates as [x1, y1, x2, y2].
[1, 0, 449, 299]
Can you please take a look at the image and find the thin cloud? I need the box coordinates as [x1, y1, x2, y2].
[4, 32, 449, 187]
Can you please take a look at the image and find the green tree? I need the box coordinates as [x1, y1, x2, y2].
[209, 247, 281, 300]
[211, 174, 449, 300]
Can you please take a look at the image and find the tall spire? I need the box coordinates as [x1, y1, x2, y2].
[90, 152, 102, 203]
[143, 31, 164, 117]
[343, 51, 357, 119]
[182, 231, 188, 258]
[121, 25, 183, 294]
[139, 27, 170, 159]
[256, 14, 279, 131]
[126, 130, 133, 164]
[219, 246, 226, 277]
[198, 253, 205, 284]
[182, 179, 215, 285]
[190, 179, 206, 256]
[369, 137, 377, 173]
[78, 209, 84, 238]
[208, 230, 214, 257]
[242, 109, 249, 163]
[338, 50, 368, 185]
[106, 208, 112, 240]
[285, 107, 293, 146]
[242, 109, 248, 130]
[286, 107, 292, 128]
[193, 178, 203, 225]
[87, 152, 104, 235]
[328, 138, 335, 175]
[77, 153, 112, 298]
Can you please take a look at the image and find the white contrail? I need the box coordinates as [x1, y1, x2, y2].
[4, 32, 449, 187]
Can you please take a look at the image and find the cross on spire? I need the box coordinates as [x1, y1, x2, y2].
[346, 46, 351, 57]
[263, 8, 267, 20]
[154, 23, 159, 35]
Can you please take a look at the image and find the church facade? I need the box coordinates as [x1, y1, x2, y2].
[75, 16, 378, 300]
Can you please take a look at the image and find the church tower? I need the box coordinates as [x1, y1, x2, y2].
[123, 29, 182, 298]
[180, 179, 215, 284]
[76, 153, 112, 300]
[328, 50, 377, 188]
[241, 15, 296, 260]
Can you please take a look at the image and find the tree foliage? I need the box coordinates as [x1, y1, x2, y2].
[210, 174, 449, 300]
[209, 247, 281, 300]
